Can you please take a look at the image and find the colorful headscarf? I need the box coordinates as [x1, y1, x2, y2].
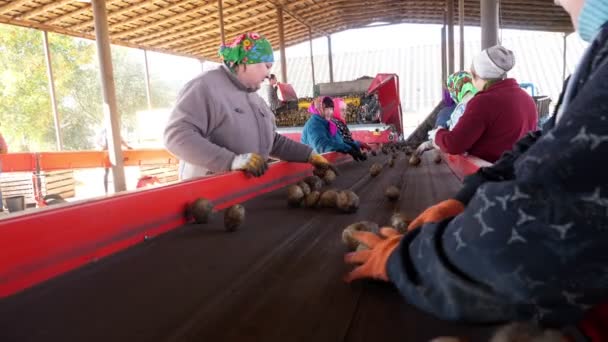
[442, 88, 455, 107]
[446, 71, 478, 103]
[218, 32, 274, 70]
[332, 98, 346, 123]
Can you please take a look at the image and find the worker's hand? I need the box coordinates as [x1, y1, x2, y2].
[309, 153, 339, 175]
[414, 141, 434, 157]
[347, 148, 366, 162]
[231, 153, 268, 177]
[407, 199, 465, 231]
[359, 142, 372, 150]
[344, 227, 403, 282]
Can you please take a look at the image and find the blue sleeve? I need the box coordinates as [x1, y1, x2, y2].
[386, 62, 608, 326]
[302, 117, 353, 153]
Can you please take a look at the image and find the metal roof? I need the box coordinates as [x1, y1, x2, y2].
[0, 0, 573, 61]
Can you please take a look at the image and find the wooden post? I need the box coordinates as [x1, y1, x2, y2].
[143, 49, 152, 110]
[481, 0, 499, 49]
[447, 0, 455, 74]
[459, 0, 465, 70]
[91, 0, 126, 193]
[218, 0, 225, 45]
[42, 31, 63, 151]
[309, 28, 316, 87]
[277, 6, 287, 83]
[327, 35, 334, 83]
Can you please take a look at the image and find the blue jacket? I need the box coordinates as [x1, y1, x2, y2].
[301, 114, 353, 153]
[387, 24, 608, 326]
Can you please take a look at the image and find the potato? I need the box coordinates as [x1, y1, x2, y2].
[287, 185, 305, 207]
[323, 169, 336, 185]
[313, 167, 327, 178]
[390, 213, 411, 233]
[342, 221, 379, 250]
[370, 163, 383, 177]
[385, 186, 400, 202]
[336, 190, 360, 213]
[319, 190, 339, 208]
[298, 181, 311, 196]
[304, 191, 321, 208]
[434, 152, 443, 164]
[224, 204, 245, 232]
[303, 175, 324, 192]
[409, 155, 421, 166]
[190, 198, 213, 224]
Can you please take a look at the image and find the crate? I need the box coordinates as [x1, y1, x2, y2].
[40, 170, 76, 199]
[533, 96, 552, 118]
[0, 172, 36, 206]
[0, 170, 75, 206]
[140, 165, 179, 184]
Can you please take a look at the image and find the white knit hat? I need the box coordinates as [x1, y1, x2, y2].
[472, 45, 515, 79]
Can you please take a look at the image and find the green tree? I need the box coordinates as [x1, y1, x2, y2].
[0, 24, 173, 151]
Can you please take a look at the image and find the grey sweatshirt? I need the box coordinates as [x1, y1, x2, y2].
[164, 66, 313, 179]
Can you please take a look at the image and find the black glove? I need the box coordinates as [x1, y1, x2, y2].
[346, 148, 366, 162]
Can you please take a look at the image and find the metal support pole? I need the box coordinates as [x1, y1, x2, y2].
[92, 0, 126, 193]
[309, 28, 316, 87]
[459, 0, 465, 70]
[441, 23, 447, 83]
[277, 6, 287, 83]
[218, 0, 225, 45]
[143, 49, 152, 110]
[562, 33, 568, 82]
[42, 31, 63, 151]
[327, 35, 334, 83]
[447, 0, 455, 74]
[481, 0, 499, 49]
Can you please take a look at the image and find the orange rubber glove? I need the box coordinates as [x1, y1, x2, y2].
[309, 153, 340, 175]
[344, 227, 403, 282]
[407, 199, 465, 231]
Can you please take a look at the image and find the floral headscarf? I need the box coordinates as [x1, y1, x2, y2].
[218, 32, 274, 71]
[446, 71, 478, 103]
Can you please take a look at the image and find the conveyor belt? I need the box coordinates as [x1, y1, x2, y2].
[0, 152, 497, 342]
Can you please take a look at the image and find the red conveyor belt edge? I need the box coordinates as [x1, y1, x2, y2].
[0, 151, 486, 299]
[0, 153, 352, 298]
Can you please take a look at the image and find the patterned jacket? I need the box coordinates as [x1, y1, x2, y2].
[386, 24, 608, 326]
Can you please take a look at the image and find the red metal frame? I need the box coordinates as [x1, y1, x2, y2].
[367, 73, 403, 135]
[0, 153, 350, 298]
[0, 153, 37, 172]
[442, 153, 492, 181]
[1, 149, 178, 173]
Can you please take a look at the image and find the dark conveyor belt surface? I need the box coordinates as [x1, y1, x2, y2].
[0, 152, 496, 342]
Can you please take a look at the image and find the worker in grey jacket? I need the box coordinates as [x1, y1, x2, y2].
[164, 32, 334, 179]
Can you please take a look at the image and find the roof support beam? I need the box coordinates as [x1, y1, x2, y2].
[266, 0, 328, 36]
[277, 6, 287, 83]
[459, 0, 465, 70]
[218, 0, 225, 45]
[327, 35, 334, 83]
[447, 0, 455, 74]
[481, 0, 499, 49]
[91, 0, 126, 193]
